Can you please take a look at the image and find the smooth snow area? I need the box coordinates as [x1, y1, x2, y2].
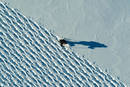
[4, 0, 130, 86]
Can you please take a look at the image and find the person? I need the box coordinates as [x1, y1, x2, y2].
[59, 39, 67, 46]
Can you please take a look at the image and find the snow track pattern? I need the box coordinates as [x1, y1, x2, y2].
[0, 2, 126, 87]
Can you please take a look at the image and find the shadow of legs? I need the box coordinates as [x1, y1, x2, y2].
[67, 41, 107, 49]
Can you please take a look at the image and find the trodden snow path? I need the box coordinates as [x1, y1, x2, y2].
[0, 2, 126, 87]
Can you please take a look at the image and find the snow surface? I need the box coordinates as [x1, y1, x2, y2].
[5, 0, 130, 86]
[0, 0, 129, 86]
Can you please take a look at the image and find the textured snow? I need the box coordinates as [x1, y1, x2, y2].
[5, 0, 130, 86]
[0, 1, 126, 87]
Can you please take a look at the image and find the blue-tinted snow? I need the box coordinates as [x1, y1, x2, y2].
[0, 1, 127, 87]
[4, 0, 130, 86]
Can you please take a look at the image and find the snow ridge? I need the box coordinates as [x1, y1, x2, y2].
[0, 2, 126, 87]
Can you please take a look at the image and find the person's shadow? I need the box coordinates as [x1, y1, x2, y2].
[66, 41, 107, 49]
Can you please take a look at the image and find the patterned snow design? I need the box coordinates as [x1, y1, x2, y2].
[0, 2, 126, 87]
